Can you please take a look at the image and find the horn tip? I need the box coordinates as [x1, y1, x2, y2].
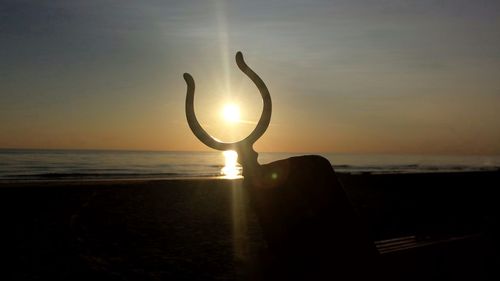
[183, 72, 193, 82]
[235, 52, 246, 69]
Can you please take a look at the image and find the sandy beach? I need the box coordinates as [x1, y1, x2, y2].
[0, 172, 499, 280]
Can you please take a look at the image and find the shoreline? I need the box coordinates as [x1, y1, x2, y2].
[1, 169, 499, 186]
[0, 176, 242, 187]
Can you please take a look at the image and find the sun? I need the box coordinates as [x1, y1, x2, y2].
[222, 104, 240, 123]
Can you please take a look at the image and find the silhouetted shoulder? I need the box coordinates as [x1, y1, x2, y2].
[288, 155, 334, 169]
[286, 155, 336, 178]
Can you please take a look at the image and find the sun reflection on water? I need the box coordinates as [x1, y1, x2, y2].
[221, 150, 242, 179]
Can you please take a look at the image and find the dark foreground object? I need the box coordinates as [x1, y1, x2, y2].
[245, 156, 379, 280]
[0, 171, 499, 280]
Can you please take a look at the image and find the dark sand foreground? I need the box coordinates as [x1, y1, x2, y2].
[0, 172, 499, 280]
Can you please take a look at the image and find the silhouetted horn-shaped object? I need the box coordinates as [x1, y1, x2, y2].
[184, 51, 272, 151]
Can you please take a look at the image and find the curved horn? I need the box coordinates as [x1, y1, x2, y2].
[183, 51, 271, 151]
[184, 73, 232, 151]
[235, 52, 272, 146]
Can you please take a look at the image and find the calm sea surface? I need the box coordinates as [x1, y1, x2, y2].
[0, 149, 499, 181]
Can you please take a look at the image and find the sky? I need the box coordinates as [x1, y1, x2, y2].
[1, 0, 499, 154]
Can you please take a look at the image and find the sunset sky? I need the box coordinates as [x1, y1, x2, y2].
[1, 0, 499, 154]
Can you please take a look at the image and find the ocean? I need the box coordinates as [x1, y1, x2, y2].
[0, 149, 499, 181]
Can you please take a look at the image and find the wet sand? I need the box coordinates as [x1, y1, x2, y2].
[0, 172, 499, 280]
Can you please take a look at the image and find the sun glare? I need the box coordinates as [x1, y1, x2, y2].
[221, 150, 242, 179]
[222, 104, 240, 123]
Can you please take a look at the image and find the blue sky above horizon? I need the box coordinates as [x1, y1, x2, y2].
[1, 0, 500, 154]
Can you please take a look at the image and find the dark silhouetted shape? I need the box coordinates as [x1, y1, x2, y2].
[184, 52, 378, 280]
